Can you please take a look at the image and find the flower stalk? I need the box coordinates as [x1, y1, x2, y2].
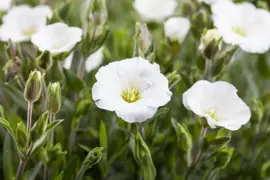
[15, 160, 26, 180]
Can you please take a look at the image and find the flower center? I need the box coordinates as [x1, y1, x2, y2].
[24, 29, 36, 36]
[121, 87, 140, 103]
[232, 27, 247, 37]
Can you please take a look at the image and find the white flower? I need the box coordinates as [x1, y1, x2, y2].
[63, 48, 104, 73]
[31, 23, 83, 55]
[85, 48, 104, 73]
[0, 5, 52, 42]
[92, 57, 172, 123]
[183, 80, 251, 131]
[164, 17, 191, 43]
[0, 0, 12, 11]
[201, 0, 230, 5]
[133, 0, 177, 22]
[212, 1, 270, 53]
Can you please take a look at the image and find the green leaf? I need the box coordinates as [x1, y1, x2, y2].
[153, 108, 169, 118]
[204, 136, 231, 151]
[55, 171, 64, 180]
[83, 147, 104, 169]
[30, 111, 49, 141]
[29, 132, 49, 156]
[261, 161, 270, 178]
[16, 122, 28, 149]
[27, 162, 43, 180]
[99, 121, 107, 161]
[142, 154, 157, 180]
[3, 134, 15, 180]
[63, 69, 85, 93]
[171, 118, 192, 153]
[0, 117, 16, 142]
[46, 119, 64, 132]
[214, 147, 234, 169]
[217, 129, 232, 138]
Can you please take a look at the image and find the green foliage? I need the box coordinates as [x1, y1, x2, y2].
[0, 0, 269, 179]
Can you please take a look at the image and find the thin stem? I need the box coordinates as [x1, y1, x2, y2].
[203, 59, 212, 80]
[136, 123, 144, 138]
[75, 166, 86, 180]
[185, 128, 208, 180]
[77, 57, 85, 79]
[43, 165, 47, 180]
[16, 160, 26, 180]
[27, 102, 33, 131]
[49, 113, 56, 147]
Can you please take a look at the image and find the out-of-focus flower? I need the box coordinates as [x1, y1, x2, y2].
[164, 17, 191, 43]
[133, 0, 177, 22]
[63, 48, 103, 73]
[0, 5, 52, 42]
[212, 1, 270, 54]
[0, 0, 12, 11]
[201, 0, 230, 5]
[183, 80, 251, 131]
[199, 29, 222, 58]
[92, 57, 172, 123]
[85, 48, 104, 72]
[31, 23, 83, 55]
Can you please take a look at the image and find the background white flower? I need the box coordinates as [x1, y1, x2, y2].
[133, 0, 177, 22]
[64, 48, 104, 73]
[201, 0, 231, 5]
[0, 0, 12, 11]
[92, 57, 172, 123]
[212, 1, 270, 53]
[31, 23, 83, 55]
[164, 17, 191, 43]
[0, 5, 52, 42]
[183, 80, 251, 131]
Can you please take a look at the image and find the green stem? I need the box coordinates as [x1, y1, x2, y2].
[77, 57, 85, 79]
[26, 102, 33, 132]
[136, 123, 144, 138]
[75, 166, 86, 180]
[203, 59, 212, 80]
[49, 113, 56, 147]
[185, 128, 208, 180]
[16, 160, 26, 180]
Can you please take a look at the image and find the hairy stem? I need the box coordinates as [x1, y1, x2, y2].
[27, 102, 33, 131]
[16, 160, 26, 180]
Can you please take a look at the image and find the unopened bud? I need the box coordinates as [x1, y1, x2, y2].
[199, 29, 222, 59]
[137, 23, 152, 55]
[24, 70, 44, 103]
[36, 50, 53, 71]
[83, 147, 103, 169]
[89, 0, 108, 26]
[46, 82, 61, 114]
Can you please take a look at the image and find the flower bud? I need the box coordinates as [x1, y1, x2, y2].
[36, 50, 53, 71]
[24, 70, 44, 103]
[83, 147, 104, 169]
[199, 29, 222, 59]
[46, 82, 61, 114]
[136, 22, 152, 55]
[89, 0, 108, 26]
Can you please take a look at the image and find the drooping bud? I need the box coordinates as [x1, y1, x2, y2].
[46, 82, 62, 114]
[24, 70, 44, 103]
[36, 50, 53, 71]
[199, 29, 222, 59]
